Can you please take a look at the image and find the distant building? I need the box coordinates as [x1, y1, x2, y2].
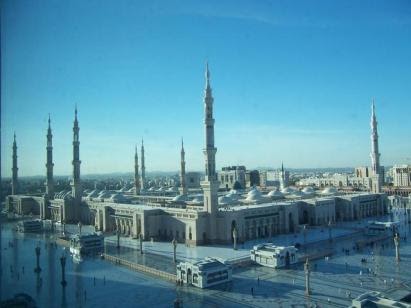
[260, 169, 290, 188]
[355, 166, 371, 178]
[245, 170, 260, 188]
[250, 244, 298, 268]
[186, 172, 201, 189]
[392, 165, 411, 187]
[177, 257, 232, 288]
[219, 166, 246, 190]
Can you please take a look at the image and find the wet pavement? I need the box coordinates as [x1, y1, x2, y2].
[1, 209, 410, 307]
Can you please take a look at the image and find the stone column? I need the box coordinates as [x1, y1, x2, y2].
[394, 233, 400, 262]
[172, 238, 177, 263]
[34, 245, 41, 273]
[60, 254, 67, 287]
[304, 258, 311, 296]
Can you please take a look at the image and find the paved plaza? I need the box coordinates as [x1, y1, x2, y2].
[1, 209, 411, 307]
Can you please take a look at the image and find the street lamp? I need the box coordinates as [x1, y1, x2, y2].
[60, 253, 67, 287]
[34, 244, 41, 273]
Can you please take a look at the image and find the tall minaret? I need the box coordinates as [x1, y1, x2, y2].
[179, 138, 187, 195]
[11, 133, 18, 195]
[280, 162, 285, 190]
[370, 100, 382, 193]
[71, 107, 82, 202]
[200, 62, 220, 216]
[134, 145, 140, 195]
[140, 139, 146, 190]
[45, 115, 54, 198]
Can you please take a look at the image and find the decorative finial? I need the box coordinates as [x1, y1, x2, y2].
[205, 61, 210, 87]
[48, 113, 51, 124]
[13, 132, 16, 142]
[181, 137, 184, 149]
[281, 161, 284, 172]
[141, 138, 144, 147]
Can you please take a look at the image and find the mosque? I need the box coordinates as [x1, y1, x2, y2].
[5, 64, 387, 245]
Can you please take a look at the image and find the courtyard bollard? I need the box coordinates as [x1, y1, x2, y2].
[172, 238, 177, 263]
[34, 245, 42, 273]
[304, 258, 311, 296]
[394, 233, 400, 262]
[60, 253, 67, 287]
[233, 227, 238, 250]
[139, 233, 143, 254]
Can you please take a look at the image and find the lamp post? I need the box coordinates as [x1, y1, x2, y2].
[232, 227, 238, 250]
[139, 233, 143, 255]
[328, 220, 332, 243]
[116, 225, 120, 250]
[303, 225, 307, 254]
[304, 258, 311, 296]
[60, 253, 67, 287]
[62, 220, 66, 236]
[394, 233, 400, 262]
[172, 238, 177, 263]
[34, 245, 41, 273]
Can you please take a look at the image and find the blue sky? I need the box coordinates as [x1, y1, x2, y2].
[2, 0, 411, 177]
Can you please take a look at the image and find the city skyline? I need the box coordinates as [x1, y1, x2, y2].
[2, 1, 411, 177]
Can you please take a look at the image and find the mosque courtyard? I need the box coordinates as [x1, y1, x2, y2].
[1, 209, 410, 307]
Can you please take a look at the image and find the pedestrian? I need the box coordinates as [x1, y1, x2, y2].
[84, 290, 87, 301]
[257, 277, 260, 285]
[94, 276, 96, 286]
[251, 287, 254, 296]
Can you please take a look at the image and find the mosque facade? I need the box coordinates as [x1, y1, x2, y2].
[5, 64, 387, 245]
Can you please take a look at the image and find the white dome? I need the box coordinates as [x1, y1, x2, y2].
[302, 187, 314, 193]
[218, 195, 233, 205]
[172, 194, 187, 202]
[281, 187, 295, 194]
[191, 195, 204, 203]
[321, 186, 338, 195]
[267, 189, 284, 199]
[245, 187, 264, 202]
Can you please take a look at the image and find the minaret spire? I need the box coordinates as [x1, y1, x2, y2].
[45, 114, 54, 199]
[200, 62, 220, 219]
[280, 162, 286, 190]
[71, 107, 82, 214]
[370, 99, 382, 193]
[179, 138, 187, 195]
[141, 138, 146, 190]
[134, 145, 140, 195]
[11, 133, 19, 195]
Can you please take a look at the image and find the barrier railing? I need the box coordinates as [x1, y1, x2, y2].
[102, 253, 177, 282]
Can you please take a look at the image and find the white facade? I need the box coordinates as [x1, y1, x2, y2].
[392, 165, 411, 187]
[250, 244, 298, 268]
